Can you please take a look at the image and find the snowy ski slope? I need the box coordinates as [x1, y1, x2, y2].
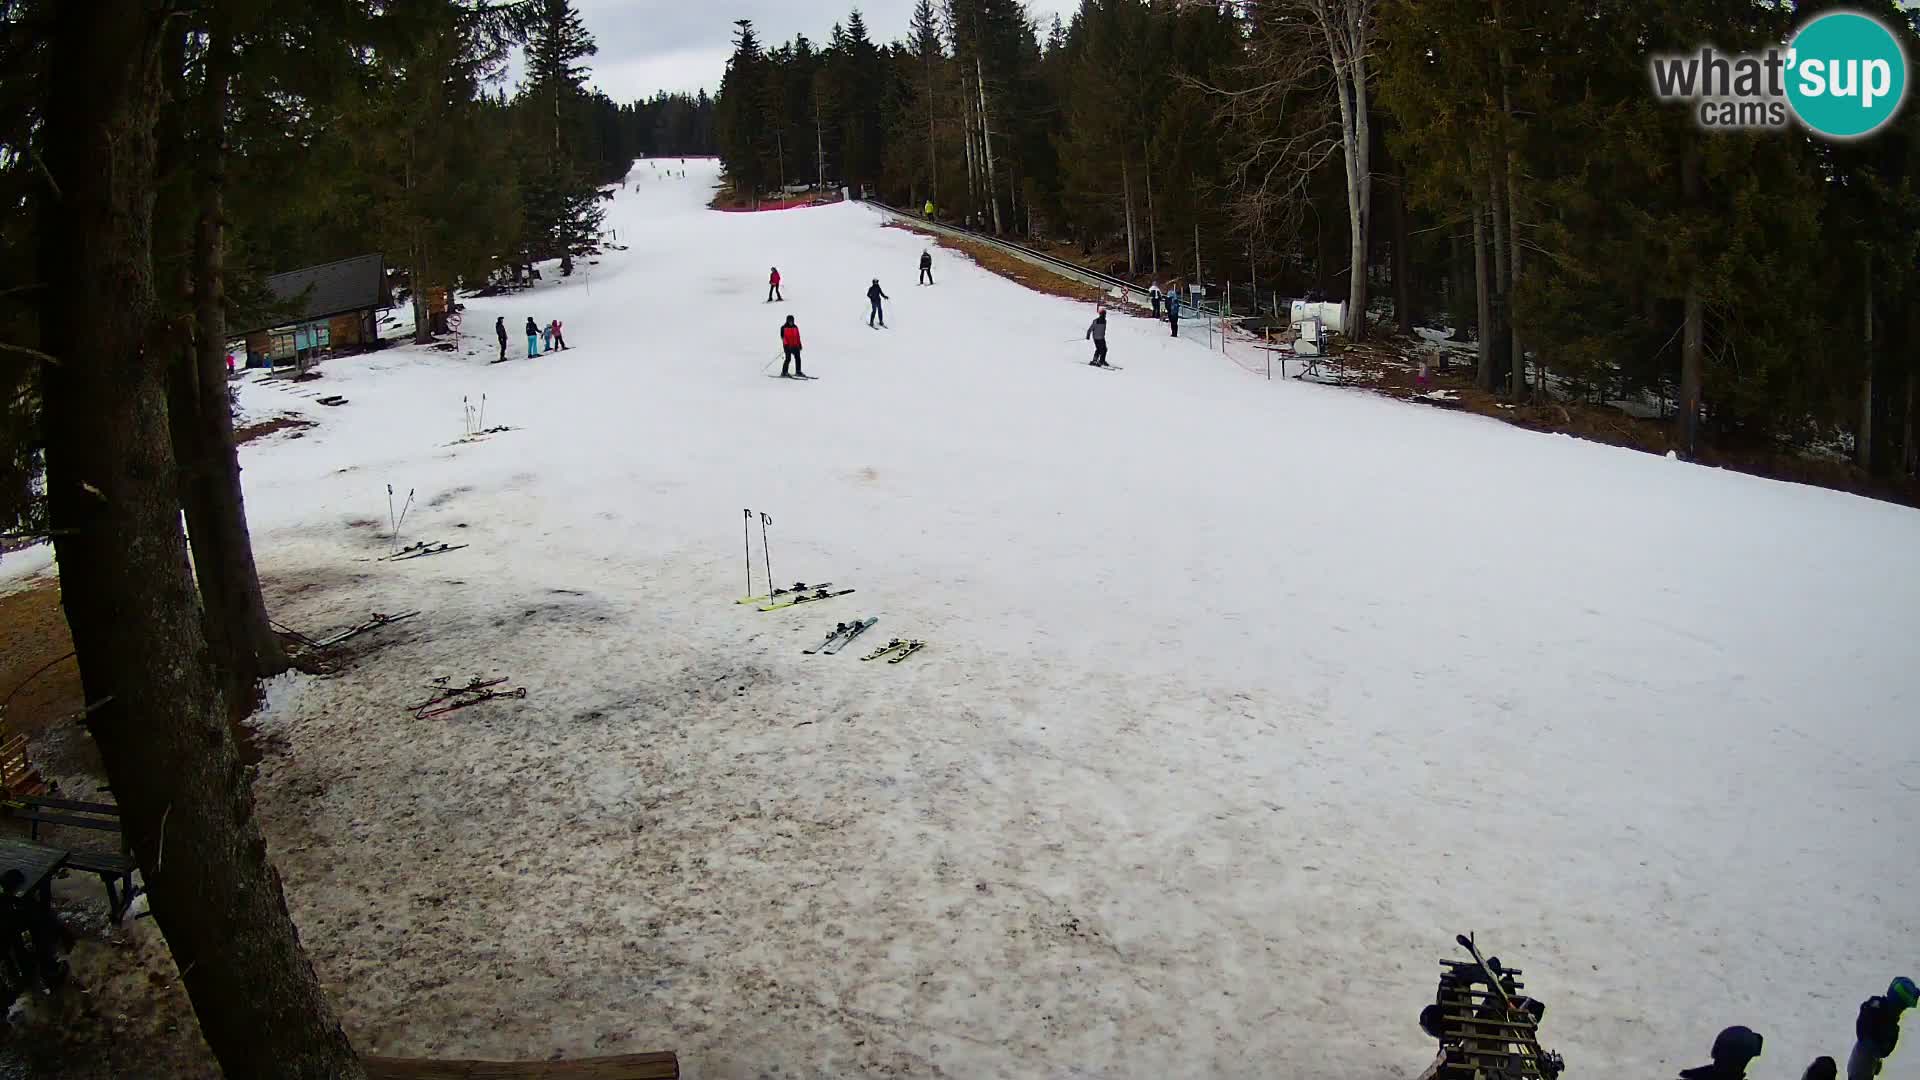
[75, 159, 1920, 1075]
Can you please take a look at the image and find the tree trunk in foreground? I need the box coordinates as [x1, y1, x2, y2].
[37, 5, 365, 1076]
[184, 15, 290, 708]
[1678, 141, 1703, 458]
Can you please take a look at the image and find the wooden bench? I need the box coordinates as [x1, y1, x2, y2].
[0, 795, 141, 923]
[362, 1051, 679, 1078]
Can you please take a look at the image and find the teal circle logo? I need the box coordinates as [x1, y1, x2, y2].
[1786, 11, 1908, 139]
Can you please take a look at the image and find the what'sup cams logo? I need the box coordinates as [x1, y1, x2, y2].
[1650, 9, 1909, 139]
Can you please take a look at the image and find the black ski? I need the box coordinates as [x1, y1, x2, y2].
[390, 543, 467, 560]
[820, 617, 878, 654]
[407, 677, 508, 711]
[803, 622, 856, 654]
[416, 686, 526, 720]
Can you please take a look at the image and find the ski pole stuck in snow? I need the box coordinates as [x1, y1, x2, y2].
[759, 511, 774, 600]
[742, 508, 754, 599]
[389, 487, 415, 551]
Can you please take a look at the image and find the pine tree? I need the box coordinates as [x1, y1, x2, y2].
[520, 0, 603, 275]
[716, 19, 769, 201]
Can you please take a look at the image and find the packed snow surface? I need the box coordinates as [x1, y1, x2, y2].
[222, 158, 1917, 1077]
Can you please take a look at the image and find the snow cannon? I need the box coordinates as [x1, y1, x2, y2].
[1289, 298, 1347, 336]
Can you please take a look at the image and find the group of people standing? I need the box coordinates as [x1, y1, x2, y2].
[493, 315, 567, 361]
[1148, 280, 1183, 337]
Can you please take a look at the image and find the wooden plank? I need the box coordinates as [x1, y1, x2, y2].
[362, 1052, 679, 1080]
[3, 808, 120, 833]
[6, 794, 119, 815]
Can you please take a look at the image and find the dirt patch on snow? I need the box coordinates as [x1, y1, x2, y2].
[1299, 334, 1920, 509]
[236, 413, 317, 445]
[0, 581, 83, 749]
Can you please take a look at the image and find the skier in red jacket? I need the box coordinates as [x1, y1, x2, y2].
[779, 316, 805, 378]
[767, 267, 782, 302]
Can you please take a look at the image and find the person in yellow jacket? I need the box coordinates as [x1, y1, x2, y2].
[923, 199, 935, 218]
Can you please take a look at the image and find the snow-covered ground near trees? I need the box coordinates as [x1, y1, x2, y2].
[17, 157, 1920, 1077]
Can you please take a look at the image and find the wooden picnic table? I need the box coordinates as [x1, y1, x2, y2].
[0, 834, 67, 902]
[0, 835, 72, 996]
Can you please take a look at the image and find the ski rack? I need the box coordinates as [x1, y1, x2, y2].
[1428, 936, 1563, 1080]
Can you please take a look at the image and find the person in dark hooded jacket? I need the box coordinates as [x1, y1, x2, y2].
[1679, 1026, 1764, 1080]
[494, 316, 507, 362]
[867, 279, 889, 327]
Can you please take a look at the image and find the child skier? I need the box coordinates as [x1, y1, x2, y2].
[1167, 287, 1182, 338]
[1086, 309, 1110, 367]
[550, 319, 567, 351]
[1149, 281, 1163, 318]
[867, 279, 890, 327]
[768, 267, 783, 302]
[524, 316, 540, 357]
[779, 316, 805, 378]
[919, 250, 934, 285]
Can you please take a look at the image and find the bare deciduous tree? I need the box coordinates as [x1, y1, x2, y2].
[1205, 0, 1375, 337]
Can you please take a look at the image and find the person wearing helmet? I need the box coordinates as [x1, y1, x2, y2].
[1849, 977, 1917, 1079]
[767, 267, 782, 303]
[867, 278, 890, 328]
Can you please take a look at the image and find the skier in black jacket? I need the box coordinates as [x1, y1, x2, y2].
[918, 250, 933, 285]
[494, 316, 507, 362]
[867, 279, 890, 327]
[1849, 978, 1916, 1079]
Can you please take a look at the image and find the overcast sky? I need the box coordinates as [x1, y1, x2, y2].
[569, 0, 1081, 101]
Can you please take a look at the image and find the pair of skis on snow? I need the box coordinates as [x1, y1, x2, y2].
[802, 617, 879, 654]
[409, 676, 527, 719]
[737, 581, 856, 612]
[380, 540, 467, 561]
[797, 618, 928, 662]
[859, 637, 925, 663]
